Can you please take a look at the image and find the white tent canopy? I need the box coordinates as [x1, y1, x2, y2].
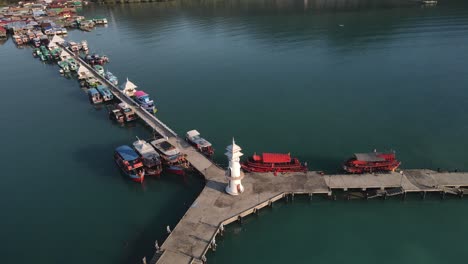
[77, 65, 91, 78]
[48, 35, 65, 49]
[122, 78, 137, 91]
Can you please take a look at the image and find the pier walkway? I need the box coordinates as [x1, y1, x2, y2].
[58, 44, 468, 264]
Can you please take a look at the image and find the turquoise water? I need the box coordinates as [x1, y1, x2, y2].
[1, 0, 468, 263]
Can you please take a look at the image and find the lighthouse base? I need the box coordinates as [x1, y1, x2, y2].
[225, 181, 244, 196]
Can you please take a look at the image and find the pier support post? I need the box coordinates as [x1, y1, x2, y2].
[441, 191, 445, 200]
[333, 194, 337, 201]
[201, 255, 207, 263]
[238, 215, 243, 224]
[291, 193, 295, 202]
[383, 193, 387, 200]
[421, 191, 426, 200]
[155, 240, 160, 253]
[459, 191, 464, 199]
[268, 200, 273, 207]
[402, 191, 407, 200]
[346, 193, 350, 201]
[309, 193, 313, 201]
[220, 224, 225, 236]
[166, 225, 171, 234]
[142, 257, 147, 264]
[211, 238, 217, 251]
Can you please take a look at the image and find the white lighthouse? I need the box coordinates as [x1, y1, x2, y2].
[225, 138, 245, 195]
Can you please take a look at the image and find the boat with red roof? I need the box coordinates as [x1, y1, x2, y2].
[343, 151, 401, 174]
[241, 153, 307, 173]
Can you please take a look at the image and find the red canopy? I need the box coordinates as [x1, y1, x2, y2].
[262, 153, 291, 163]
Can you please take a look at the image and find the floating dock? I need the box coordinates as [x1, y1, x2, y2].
[58, 43, 468, 264]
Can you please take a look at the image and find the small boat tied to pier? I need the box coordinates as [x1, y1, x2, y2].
[114, 145, 145, 183]
[134, 90, 157, 114]
[185, 130, 214, 157]
[88, 88, 103, 104]
[150, 137, 189, 175]
[343, 151, 401, 174]
[241, 153, 308, 174]
[133, 138, 163, 177]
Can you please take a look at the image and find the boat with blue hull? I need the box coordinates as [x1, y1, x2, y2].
[114, 145, 145, 183]
[134, 90, 157, 114]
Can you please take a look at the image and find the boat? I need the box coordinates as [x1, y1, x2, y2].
[67, 58, 79, 71]
[96, 85, 113, 101]
[241, 153, 308, 173]
[13, 35, 23, 45]
[93, 65, 104, 76]
[134, 91, 157, 113]
[343, 151, 401, 174]
[40, 35, 49, 46]
[109, 107, 125, 123]
[83, 76, 101, 88]
[132, 138, 163, 177]
[93, 18, 108, 25]
[150, 137, 189, 175]
[58, 60, 70, 73]
[120, 78, 137, 97]
[32, 37, 41, 48]
[114, 145, 145, 183]
[421, 0, 437, 5]
[185, 130, 214, 157]
[117, 103, 137, 122]
[88, 88, 103, 104]
[81, 40, 88, 51]
[104, 71, 118, 86]
[68, 41, 80, 52]
[85, 53, 109, 65]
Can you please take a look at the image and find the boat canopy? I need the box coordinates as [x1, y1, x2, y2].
[115, 145, 139, 161]
[134, 91, 148, 97]
[48, 34, 64, 49]
[133, 139, 161, 159]
[255, 153, 291, 163]
[186, 130, 212, 147]
[88, 88, 99, 95]
[122, 78, 137, 91]
[354, 153, 386, 162]
[151, 138, 180, 156]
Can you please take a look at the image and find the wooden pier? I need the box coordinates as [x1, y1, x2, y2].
[59, 45, 468, 264]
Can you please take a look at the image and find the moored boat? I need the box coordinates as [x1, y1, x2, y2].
[134, 90, 157, 113]
[117, 102, 137, 122]
[114, 145, 145, 183]
[109, 107, 125, 123]
[58, 60, 70, 73]
[81, 40, 88, 51]
[343, 151, 401, 174]
[67, 58, 79, 71]
[133, 138, 163, 177]
[93, 64, 104, 76]
[241, 153, 307, 173]
[88, 88, 103, 104]
[96, 85, 113, 101]
[150, 137, 189, 175]
[104, 71, 118, 86]
[185, 130, 214, 157]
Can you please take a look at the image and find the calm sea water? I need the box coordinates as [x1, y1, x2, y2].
[1, 0, 468, 263]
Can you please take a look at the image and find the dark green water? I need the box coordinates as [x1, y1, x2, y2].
[2, 0, 468, 263]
